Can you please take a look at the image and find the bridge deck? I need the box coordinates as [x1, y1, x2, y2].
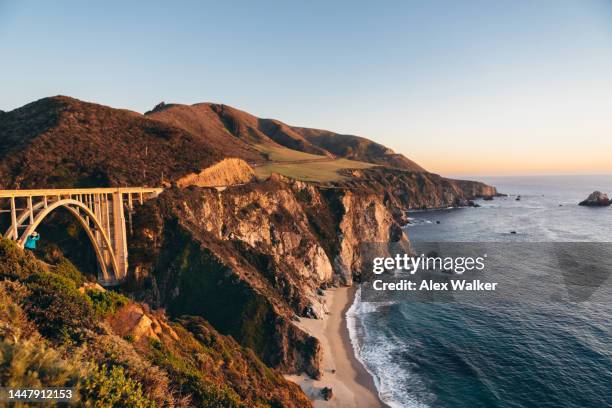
[0, 187, 163, 198]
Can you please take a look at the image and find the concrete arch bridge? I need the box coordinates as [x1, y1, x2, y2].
[0, 188, 162, 286]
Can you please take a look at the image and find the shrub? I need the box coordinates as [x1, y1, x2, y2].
[0, 338, 155, 407]
[81, 364, 156, 408]
[24, 272, 94, 340]
[87, 289, 129, 317]
[192, 380, 244, 408]
[89, 335, 175, 407]
[52, 258, 86, 287]
[0, 281, 35, 341]
[0, 337, 82, 390]
[0, 238, 46, 281]
[149, 340, 244, 407]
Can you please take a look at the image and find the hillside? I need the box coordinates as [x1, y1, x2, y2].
[0, 238, 310, 407]
[147, 103, 332, 159]
[0, 96, 473, 190]
[144, 102, 265, 163]
[147, 102, 425, 172]
[0, 97, 227, 188]
[291, 127, 426, 172]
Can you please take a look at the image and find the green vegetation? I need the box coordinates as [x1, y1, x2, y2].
[0, 279, 156, 407]
[255, 144, 326, 162]
[24, 271, 95, 341]
[52, 258, 87, 287]
[254, 158, 372, 182]
[162, 234, 278, 362]
[0, 338, 81, 389]
[0, 238, 46, 281]
[254, 143, 373, 182]
[149, 338, 245, 407]
[88, 289, 129, 317]
[0, 337, 156, 407]
[82, 364, 155, 408]
[0, 237, 311, 407]
[0, 238, 155, 406]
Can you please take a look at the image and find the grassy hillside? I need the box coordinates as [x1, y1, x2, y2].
[0, 238, 311, 407]
[254, 158, 374, 183]
[291, 127, 426, 172]
[253, 145, 374, 182]
[145, 101, 425, 176]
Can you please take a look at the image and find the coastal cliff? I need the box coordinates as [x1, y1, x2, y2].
[0, 95, 498, 406]
[342, 167, 498, 222]
[126, 174, 411, 379]
[123, 170, 494, 380]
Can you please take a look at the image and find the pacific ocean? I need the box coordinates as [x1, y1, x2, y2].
[348, 175, 612, 408]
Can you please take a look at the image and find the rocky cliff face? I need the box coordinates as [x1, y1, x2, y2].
[126, 174, 409, 378]
[335, 190, 410, 284]
[122, 167, 490, 377]
[341, 167, 498, 223]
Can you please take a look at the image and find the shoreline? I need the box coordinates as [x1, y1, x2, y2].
[286, 286, 387, 407]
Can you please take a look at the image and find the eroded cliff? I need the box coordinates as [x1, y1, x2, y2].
[342, 166, 499, 223]
[126, 174, 410, 379]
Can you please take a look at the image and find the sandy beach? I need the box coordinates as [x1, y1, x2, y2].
[286, 286, 386, 408]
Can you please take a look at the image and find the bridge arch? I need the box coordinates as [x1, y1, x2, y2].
[17, 199, 121, 283]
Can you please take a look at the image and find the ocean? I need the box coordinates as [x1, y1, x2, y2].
[348, 175, 612, 408]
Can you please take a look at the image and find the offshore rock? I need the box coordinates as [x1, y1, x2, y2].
[579, 191, 611, 206]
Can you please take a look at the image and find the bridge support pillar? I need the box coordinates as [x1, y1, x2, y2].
[112, 192, 128, 282]
[10, 197, 18, 240]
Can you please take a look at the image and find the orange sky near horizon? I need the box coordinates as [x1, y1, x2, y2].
[418, 153, 612, 177]
[410, 137, 612, 177]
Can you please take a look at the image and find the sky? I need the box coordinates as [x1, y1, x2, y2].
[1, 0, 611, 176]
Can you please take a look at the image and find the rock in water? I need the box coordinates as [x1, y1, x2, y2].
[579, 191, 611, 207]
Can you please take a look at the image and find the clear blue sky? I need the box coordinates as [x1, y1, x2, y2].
[1, 0, 611, 175]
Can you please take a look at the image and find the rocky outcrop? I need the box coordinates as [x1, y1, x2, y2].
[176, 158, 255, 188]
[107, 303, 180, 343]
[335, 190, 410, 284]
[579, 191, 611, 206]
[127, 174, 409, 379]
[339, 167, 498, 223]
